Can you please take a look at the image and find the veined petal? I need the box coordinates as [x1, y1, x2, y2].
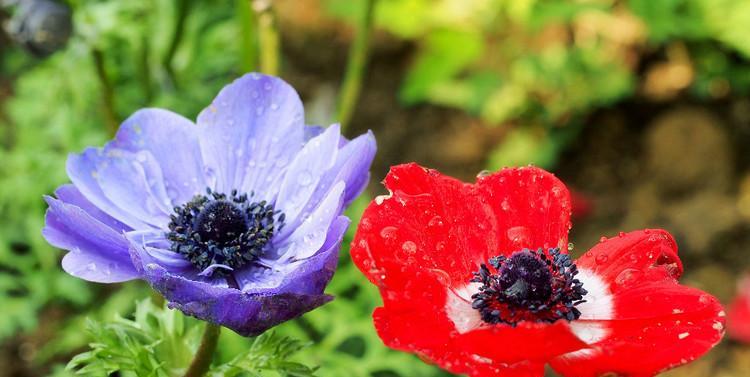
[475, 166, 572, 257]
[276, 182, 345, 261]
[54, 184, 129, 233]
[275, 124, 341, 227]
[43, 196, 138, 283]
[277, 130, 376, 239]
[197, 73, 305, 195]
[138, 262, 331, 336]
[67, 148, 153, 230]
[551, 230, 725, 377]
[113, 108, 206, 205]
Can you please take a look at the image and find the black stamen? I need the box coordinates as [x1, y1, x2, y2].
[470, 247, 587, 326]
[166, 189, 283, 276]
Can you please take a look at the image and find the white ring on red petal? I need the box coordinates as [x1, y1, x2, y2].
[446, 282, 485, 334]
[564, 267, 614, 358]
[445, 267, 615, 347]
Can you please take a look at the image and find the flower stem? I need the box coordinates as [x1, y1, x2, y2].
[91, 48, 119, 135]
[183, 323, 221, 377]
[237, 0, 258, 72]
[337, 0, 378, 133]
[252, 0, 279, 75]
[163, 0, 192, 88]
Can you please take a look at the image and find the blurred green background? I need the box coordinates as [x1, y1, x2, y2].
[2, 0, 750, 376]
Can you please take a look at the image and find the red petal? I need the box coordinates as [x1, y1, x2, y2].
[728, 275, 750, 343]
[476, 166, 572, 256]
[351, 163, 578, 372]
[355, 163, 497, 287]
[551, 230, 725, 377]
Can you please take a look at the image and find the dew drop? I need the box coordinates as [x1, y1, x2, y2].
[615, 268, 642, 286]
[402, 241, 417, 255]
[303, 233, 316, 245]
[380, 226, 398, 244]
[595, 254, 609, 264]
[477, 170, 491, 178]
[428, 216, 444, 228]
[500, 198, 510, 211]
[360, 218, 372, 231]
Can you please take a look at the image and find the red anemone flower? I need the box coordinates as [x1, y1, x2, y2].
[351, 163, 725, 377]
[728, 275, 750, 343]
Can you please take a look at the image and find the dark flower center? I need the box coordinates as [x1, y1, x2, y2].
[167, 189, 284, 276]
[470, 248, 586, 326]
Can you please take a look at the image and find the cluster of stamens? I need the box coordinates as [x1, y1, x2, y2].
[167, 189, 283, 276]
[470, 248, 587, 326]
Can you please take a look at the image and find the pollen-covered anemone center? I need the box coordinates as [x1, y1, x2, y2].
[167, 189, 285, 276]
[470, 248, 587, 326]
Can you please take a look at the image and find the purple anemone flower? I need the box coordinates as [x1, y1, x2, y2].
[42, 73, 376, 336]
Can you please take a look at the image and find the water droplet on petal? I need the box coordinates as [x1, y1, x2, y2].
[615, 268, 642, 286]
[428, 216, 444, 228]
[380, 226, 398, 245]
[595, 254, 609, 264]
[402, 241, 417, 255]
[500, 198, 510, 211]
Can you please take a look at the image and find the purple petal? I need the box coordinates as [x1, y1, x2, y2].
[196, 73, 306, 197]
[94, 149, 171, 228]
[54, 184, 130, 233]
[235, 215, 349, 294]
[275, 124, 341, 226]
[43, 196, 138, 283]
[67, 148, 152, 230]
[338, 130, 376, 204]
[140, 262, 332, 336]
[277, 182, 345, 261]
[125, 230, 193, 272]
[276, 129, 376, 239]
[112, 108, 206, 205]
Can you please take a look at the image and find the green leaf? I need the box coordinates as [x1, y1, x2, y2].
[208, 332, 317, 377]
[66, 299, 201, 376]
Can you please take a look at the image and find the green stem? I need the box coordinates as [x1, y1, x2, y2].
[336, 0, 378, 133]
[183, 323, 221, 377]
[164, 0, 192, 88]
[252, 0, 279, 75]
[91, 48, 119, 135]
[237, 0, 258, 72]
